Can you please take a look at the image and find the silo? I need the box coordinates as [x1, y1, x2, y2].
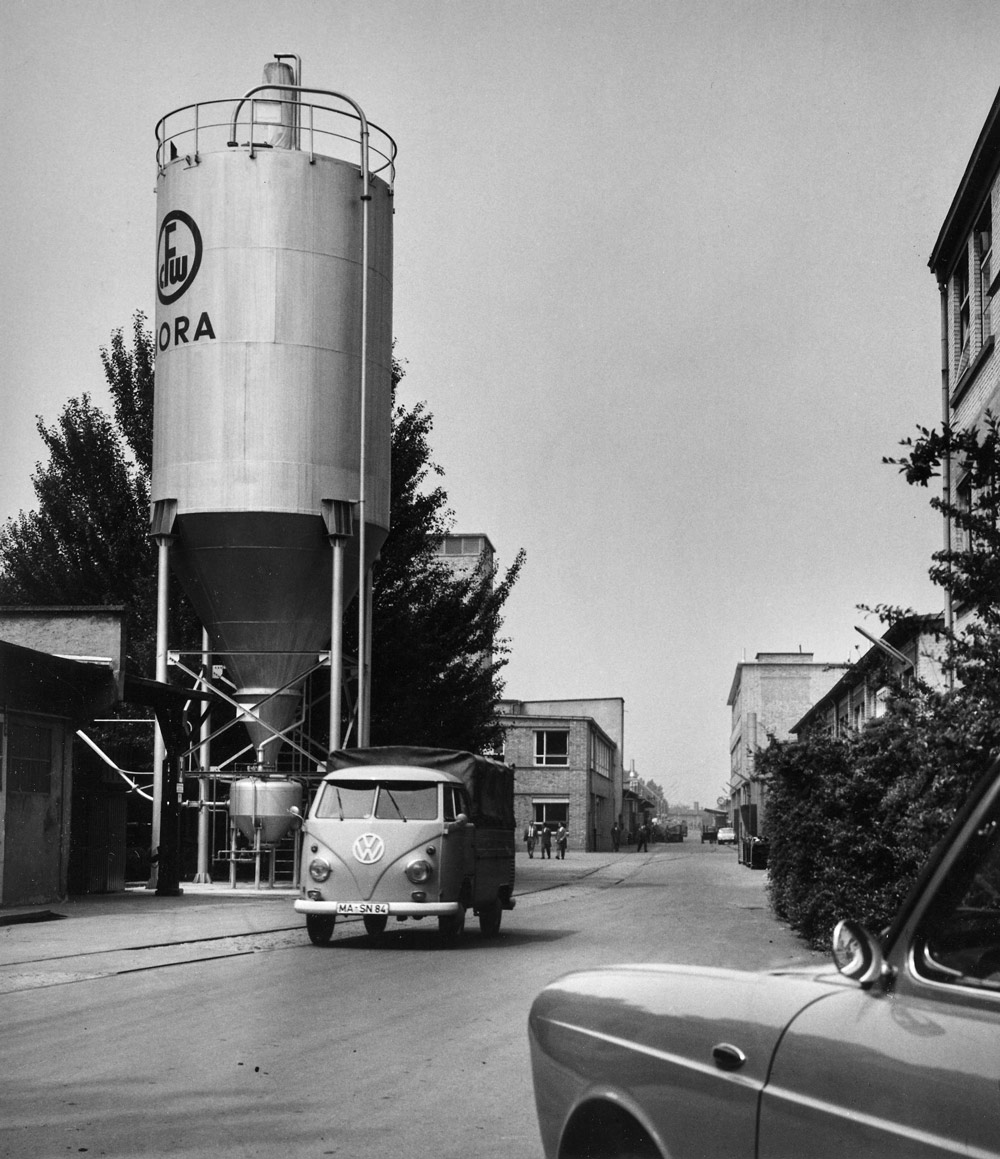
[151, 61, 395, 752]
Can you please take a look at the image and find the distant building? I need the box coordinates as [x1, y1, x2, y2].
[434, 533, 495, 581]
[792, 616, 947, 738]
[928, 86, 998, 633]
[727, 652, 847, 859]
[497, 697, 624, 852]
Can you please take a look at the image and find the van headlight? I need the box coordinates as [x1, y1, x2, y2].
[309, 857, 332, 882]
[405, 858, 432, 884]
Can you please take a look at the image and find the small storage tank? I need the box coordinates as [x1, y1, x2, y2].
[151, 60, 396, 747]
[228, 778, 302, 845]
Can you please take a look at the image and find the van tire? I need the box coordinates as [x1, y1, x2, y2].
[438, 905, 466, 942]
[478, 900, 502, 937]
[306, 915, 336, 946]
[363, 914, 388, 937]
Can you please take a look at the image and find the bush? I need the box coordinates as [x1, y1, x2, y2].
[760, 689, 992, 948]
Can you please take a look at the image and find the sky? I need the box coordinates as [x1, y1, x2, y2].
[2, 1, 998, 809]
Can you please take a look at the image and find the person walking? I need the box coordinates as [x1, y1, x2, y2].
[540, 825, 552, 859]
[611, 823, 620, 852]
[556, 823, 568, 859]
[636, 822, 648, 853]
[524, 824, 536, 858]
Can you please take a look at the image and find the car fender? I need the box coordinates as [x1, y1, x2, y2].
[529, 963, 841, 1159]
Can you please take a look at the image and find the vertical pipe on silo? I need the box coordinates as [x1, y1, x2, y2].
[356, 116, 372, 745]
[149, 534, 171, 887]
[194, 628, 212, 883]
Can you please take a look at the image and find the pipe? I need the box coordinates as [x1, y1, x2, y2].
[149, 534, 171, 887]
[940, 281, 954, 687]
[330, 536, 345, 752]
[194, 628, 212, 883]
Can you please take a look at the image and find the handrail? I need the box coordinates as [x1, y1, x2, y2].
[154, 95, 396, 185]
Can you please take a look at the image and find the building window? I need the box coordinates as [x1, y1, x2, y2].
[978, 208, 993, 343]
[8, 721, 52, 794]
[534, 730, 568, 765]
[956, 256, 971, 372]
[533, 798, 568, 827]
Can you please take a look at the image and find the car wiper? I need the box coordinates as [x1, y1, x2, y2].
[334, 786, 344, 822]
[381, 786, 407, 821]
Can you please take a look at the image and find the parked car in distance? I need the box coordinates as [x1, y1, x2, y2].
[700, 827, 717, 843]
[716, 825, 735, 845]
[528, 760, 1000, 1158]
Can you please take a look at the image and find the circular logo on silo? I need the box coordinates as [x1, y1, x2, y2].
[157, 210, 202, 305]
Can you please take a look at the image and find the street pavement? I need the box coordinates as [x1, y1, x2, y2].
[0, 843, 799, 970]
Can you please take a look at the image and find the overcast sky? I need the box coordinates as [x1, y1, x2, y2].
[2, 1, 998, 807]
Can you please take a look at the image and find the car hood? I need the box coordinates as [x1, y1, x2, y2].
[529, 961, 847, 1090]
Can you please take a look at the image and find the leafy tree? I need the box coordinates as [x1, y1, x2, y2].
[0, 316, 524, 754]
[0, 394, 158, 673]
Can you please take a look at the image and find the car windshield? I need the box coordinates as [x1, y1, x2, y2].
[314, 780, 439, 821]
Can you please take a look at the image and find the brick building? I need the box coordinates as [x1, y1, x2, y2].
[929, 86, 999, 633]
[727, 652, 847, 857]
[496, 697, 624, 852]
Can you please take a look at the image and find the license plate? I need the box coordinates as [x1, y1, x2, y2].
[337, 902, 389, 916]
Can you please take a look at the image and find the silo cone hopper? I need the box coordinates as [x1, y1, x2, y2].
[168, 512, 386, 750]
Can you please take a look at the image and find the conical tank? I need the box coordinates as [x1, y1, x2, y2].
[151, 67, 395, 748]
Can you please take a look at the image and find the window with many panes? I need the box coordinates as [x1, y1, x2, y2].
[956, 256, 971, 372]
[978, 205, 993, 343]
[534, 730, 569, 766]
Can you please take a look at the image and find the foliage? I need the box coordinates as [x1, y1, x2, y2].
[760, 694, 990, 947]
[760, 414, 1000, 948]
[0, 393, 158, 674]
[359, 364, 526, 753]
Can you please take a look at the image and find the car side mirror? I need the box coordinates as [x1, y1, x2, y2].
[832, 919, 884, 988]
[288, 805, 303, 826]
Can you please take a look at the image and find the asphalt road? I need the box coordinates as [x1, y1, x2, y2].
[0, 843, 821, 1159]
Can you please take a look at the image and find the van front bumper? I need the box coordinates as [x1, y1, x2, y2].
[294, 898, 463, 917]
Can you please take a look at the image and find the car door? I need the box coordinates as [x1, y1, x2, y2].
[758, 792, 1000, 1158]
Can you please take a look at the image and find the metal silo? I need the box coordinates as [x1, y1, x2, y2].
[151, 58, 395, 758]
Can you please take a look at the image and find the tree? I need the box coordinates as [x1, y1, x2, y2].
[0, 394, 158, 673]
[0, 317, 524, 752]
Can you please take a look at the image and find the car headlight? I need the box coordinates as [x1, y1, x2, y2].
[308, 857, 332, 882]
[405, 858, 432, 884]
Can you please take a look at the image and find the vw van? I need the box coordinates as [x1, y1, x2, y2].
[293, 746, 516, 945]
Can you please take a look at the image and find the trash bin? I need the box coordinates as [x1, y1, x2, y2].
[749, 839, 769, 870]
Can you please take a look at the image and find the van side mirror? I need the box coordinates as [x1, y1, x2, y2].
[445, 812, 470, 835]
[288, 805, 303, 826]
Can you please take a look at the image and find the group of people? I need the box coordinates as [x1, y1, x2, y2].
[523, 823, 568, 859]
[524, 820, 652, 858]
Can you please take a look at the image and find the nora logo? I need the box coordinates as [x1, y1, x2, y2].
[157, 210, 202, 304]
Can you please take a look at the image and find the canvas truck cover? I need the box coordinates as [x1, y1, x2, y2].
[327, 746, 515, 829]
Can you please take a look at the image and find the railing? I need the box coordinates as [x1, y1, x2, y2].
[154, 94, 396, 187]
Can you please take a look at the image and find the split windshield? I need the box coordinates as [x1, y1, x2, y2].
[314, 779, 439, 821]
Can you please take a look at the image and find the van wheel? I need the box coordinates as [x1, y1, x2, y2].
[363, 914, 388, 937]
[306, 915, 335, 946]
[438, 905, 466, 942]
[478, 900, 502, 937]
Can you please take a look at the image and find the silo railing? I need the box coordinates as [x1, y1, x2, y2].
[154, 95, 396, 186]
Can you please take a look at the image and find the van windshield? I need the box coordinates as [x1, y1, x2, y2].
[314, 780, 439, 821]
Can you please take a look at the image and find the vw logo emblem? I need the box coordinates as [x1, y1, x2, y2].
[352, 833, 385, 864]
